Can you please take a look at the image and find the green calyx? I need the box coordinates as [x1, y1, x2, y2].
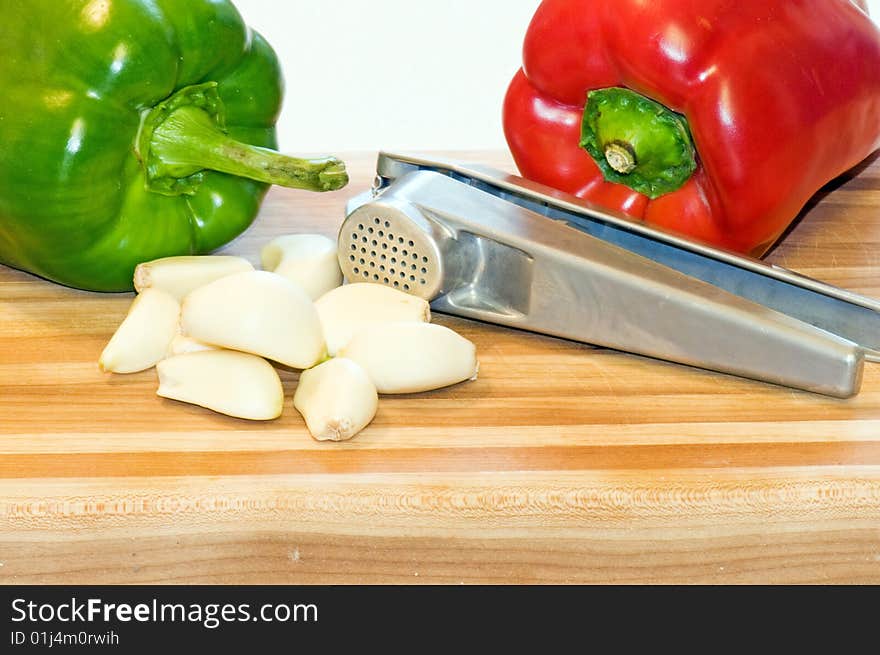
[136, 82, 348, 197]
[580, 87, 696, 199]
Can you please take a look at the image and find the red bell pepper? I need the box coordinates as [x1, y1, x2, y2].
[503, 0, 880, 255]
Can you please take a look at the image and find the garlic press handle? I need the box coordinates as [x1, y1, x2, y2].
[370, 152, 880, 360]
[340, 170, 864, 398]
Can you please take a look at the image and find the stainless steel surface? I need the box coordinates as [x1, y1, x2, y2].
[339, 153, 879, 398]
[369, 152, 880, 361]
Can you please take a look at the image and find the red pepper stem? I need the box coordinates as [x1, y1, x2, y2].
[604, 141, 638, 174]
[580, 87, 696, 199]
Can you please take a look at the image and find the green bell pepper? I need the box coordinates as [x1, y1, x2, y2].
[0, 0, 348, 292]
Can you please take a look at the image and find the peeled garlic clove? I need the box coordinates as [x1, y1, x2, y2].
[181, 270, 326, 369]
[338, 322, 478, 394]
[261, 234, 343, 300]
[315, 283, 430, 355]
[167, 334, 218, 357]
[156, 351, 283, 421]
[133, 256, 254, 300]
[99, 289, 180, 374]
[293, 358, 378, 442]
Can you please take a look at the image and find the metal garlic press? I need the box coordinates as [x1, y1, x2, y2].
[339, 152, 880, 398]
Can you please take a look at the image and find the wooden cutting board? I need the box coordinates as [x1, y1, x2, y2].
[2, 151, 879, 584]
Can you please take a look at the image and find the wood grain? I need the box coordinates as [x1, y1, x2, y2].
[2, 151, 880, 584]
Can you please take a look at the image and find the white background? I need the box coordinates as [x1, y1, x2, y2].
[234, 0, 880, 153]
[235, 0, 540, 152]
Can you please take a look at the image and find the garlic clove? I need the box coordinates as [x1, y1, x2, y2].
[133, 255, 254, 301]
[293, 357, 378, 441]
[99, 288, 181, 374]
[156, 350, 284, 421]
[338, 322, 478, 394]
[315, 282, 430, 355]
[167, 334, 218, 357]
[181, 270, 326, 369]
[261, 234, 343, 300]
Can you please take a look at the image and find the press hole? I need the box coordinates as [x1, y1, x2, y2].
[363, 271, 369, 278]
[412, 253, 418, 260]
[361, 237, 368, 243]
[392, 247, 398, 253]
[411, 264, 417, 271]
[388, 233, 394, 241]
[409, 275, 416, 281]
[380, 254, 387, 261]
[360, 247, 366, 254]
[422, 256, 428, 263]
[420, 279, 426, 285]
[371, 251, 376, 257]
[371, 240, 378, 246]
[393, 281, 399, 287]
[349, 255, 355, 262]
[353, 267, 360, 274]
[389, 268, 396, 275]
[384, 221, 390, 228]
[369, 261, 376, 268]
[383, 277, 389, 283]
[379, 265, 385, 272]
[381, 243, 388, 250]
[359, 258, 365, 265]
[404, 284, 410, 291]
[373, 274, 379, 281]
[351, 233, 357, 240]
[378, 231, 384, 237]
[402, 250, 408, 256]
[357, 224, 364, 230]
[399, 272, 406, 279]
[391, 257, 397, 264]
[368, 227, 374, 234]
[421, 267, 427, 274]
[374, 218, 381, 225]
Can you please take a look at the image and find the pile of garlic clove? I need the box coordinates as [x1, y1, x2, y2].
[99, 234, 479, 441]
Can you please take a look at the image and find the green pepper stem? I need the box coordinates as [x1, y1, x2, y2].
[136, 82, 348, 196]
[150, 106, 347, 192]
[580, 87, 696, 199]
